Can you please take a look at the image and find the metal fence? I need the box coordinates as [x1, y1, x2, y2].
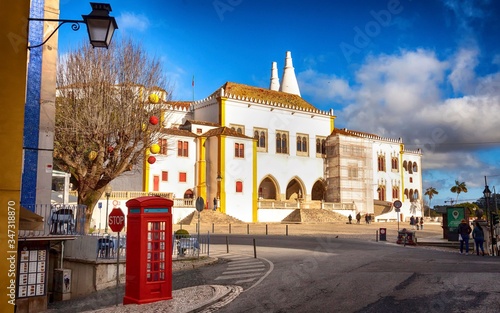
[172, 234, 210, 259]
[19, 204, 87, 238]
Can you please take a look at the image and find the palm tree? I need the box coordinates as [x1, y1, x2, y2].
[424, 187, 439, 217]
[450, 180, 468, 203]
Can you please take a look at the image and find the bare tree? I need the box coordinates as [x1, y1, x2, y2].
[55, 38, 171, 233]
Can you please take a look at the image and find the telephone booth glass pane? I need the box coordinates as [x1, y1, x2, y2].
[146, 221, 167, 282]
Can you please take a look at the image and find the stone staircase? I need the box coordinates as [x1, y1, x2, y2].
[177, 210, 244, 225]
[282, 209, 347, 223]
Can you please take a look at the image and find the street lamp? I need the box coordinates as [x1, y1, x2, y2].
[28, 2, 118, 49]
[104, 185, 112, 233]
[483, 184, 494, 256]
[216, 174, 222, 210]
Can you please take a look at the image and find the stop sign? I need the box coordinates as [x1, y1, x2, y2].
[108, 208, 125, 232]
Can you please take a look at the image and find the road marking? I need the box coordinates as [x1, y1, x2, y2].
[222, 268, 265, 275]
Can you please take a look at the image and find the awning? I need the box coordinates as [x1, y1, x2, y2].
[19, 206, 44, 230]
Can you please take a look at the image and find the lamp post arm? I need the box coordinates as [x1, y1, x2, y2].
[27, 18, 85, 49]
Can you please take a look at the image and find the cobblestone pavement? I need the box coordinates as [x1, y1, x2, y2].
[44, 221, 447, 312]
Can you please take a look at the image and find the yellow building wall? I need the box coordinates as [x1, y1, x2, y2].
[0, 2, 30, 312]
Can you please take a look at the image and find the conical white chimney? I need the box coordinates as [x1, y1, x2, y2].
[279, 51, 301, 96]
[269, 61, 280, 91]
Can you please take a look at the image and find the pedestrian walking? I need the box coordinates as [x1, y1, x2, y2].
[348, 214, 352, 224]
[457, 219, 472, 255]
[472, 221, 485, 256]
[410, 216, 415, 230]
[420, 217, 424, 230]
[416, 217, 420, 230]
[356, 212, 361, 224]
[213, 197, 217, 211]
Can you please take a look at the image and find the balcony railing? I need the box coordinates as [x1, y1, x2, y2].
[19, 204, 87, 238]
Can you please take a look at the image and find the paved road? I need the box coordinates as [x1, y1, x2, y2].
[196, 235, 500, 313]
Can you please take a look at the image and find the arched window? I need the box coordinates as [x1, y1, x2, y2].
[276, 133, 282, 153]
[408, 161, 413, 174]
[276, 131, 288, 154]
[378, 186, 385, 201]
[259, 131, 266, 148]
[412, 163, 418, 173]
[235, 181, 243, 193]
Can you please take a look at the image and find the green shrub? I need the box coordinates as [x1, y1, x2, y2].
[174, 229, 190, 239]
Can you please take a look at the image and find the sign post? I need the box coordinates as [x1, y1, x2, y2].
[394, 200, 402, 231]
[195, 197, 204, 257]
[108, 208, 125, 306]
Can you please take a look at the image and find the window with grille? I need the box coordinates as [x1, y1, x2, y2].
[230, 124, 244, 134]
[378, 155, 386, 172]
[234, 143, 245, 158]
[316, 137, 326, 156]
[276, 131, 288, 154]
[296, 134, 309, 156]
[146, 221, 167, 282]
[177, 141, 188, 157]
[159, 138, 168, 155]
[254, 128, 267, 152]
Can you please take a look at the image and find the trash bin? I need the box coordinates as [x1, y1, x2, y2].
[379, 228, 386, 241]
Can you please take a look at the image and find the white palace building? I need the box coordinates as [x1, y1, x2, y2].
[108, 51, 423, 225]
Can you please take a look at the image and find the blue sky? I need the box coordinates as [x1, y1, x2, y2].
[57, 0, 500, 206]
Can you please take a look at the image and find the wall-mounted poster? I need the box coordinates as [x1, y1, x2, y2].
[17, 247, 48, 298]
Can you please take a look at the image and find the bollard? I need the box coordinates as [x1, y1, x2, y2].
[226, 236, 229, 253]
[253, 238, 257, 258]
[212, 223, 214, 233]
[376, 230, 378, 242]
[247, 224, 250, 235]
[229, 223, 231, 234]
[266, 224, 268, 235]
[286, 224, 288, 236]
[207, 231, 210, 257]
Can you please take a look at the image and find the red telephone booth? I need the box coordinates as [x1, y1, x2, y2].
[123, 196, 173, 305]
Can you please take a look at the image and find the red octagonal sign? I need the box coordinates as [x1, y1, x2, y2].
[108, 208, 125, 232]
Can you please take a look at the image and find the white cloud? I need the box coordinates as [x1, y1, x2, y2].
[117, 12, 151, 33]
[298, 69, 353, 104]
[448, 47, 479, 94]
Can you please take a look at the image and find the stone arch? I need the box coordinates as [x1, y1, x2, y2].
[183, 189, 194, 199]
[311, 179, 326, 200]
[286, 177, 305, 200]
[258, 175, 280, 200]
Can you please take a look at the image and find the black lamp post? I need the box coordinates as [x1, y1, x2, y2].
[483, 184, 494, 256]
[216, 174, 222, 210]
[28, 2, 118, 49]
[104, 185, 112, 233]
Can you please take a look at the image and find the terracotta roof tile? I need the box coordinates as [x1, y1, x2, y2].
[215, 82, 319, 110]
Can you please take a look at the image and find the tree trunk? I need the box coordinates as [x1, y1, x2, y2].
[78, 189, 103, 234]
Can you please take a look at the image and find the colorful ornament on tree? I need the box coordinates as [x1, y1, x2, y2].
[150, 143, 160, 154]
[88, 150, 97, 161]
[148, 93, 159, 104]
[147, 156, 156, 164]
[107, 146, 114, 153]
[149, 115, 159, 125]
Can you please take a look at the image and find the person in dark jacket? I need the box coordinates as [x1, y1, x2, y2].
[457, 219, 472, 255]
[472, 221, 485, 256]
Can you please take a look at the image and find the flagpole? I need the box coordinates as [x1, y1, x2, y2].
[192, 75, 195, 102]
